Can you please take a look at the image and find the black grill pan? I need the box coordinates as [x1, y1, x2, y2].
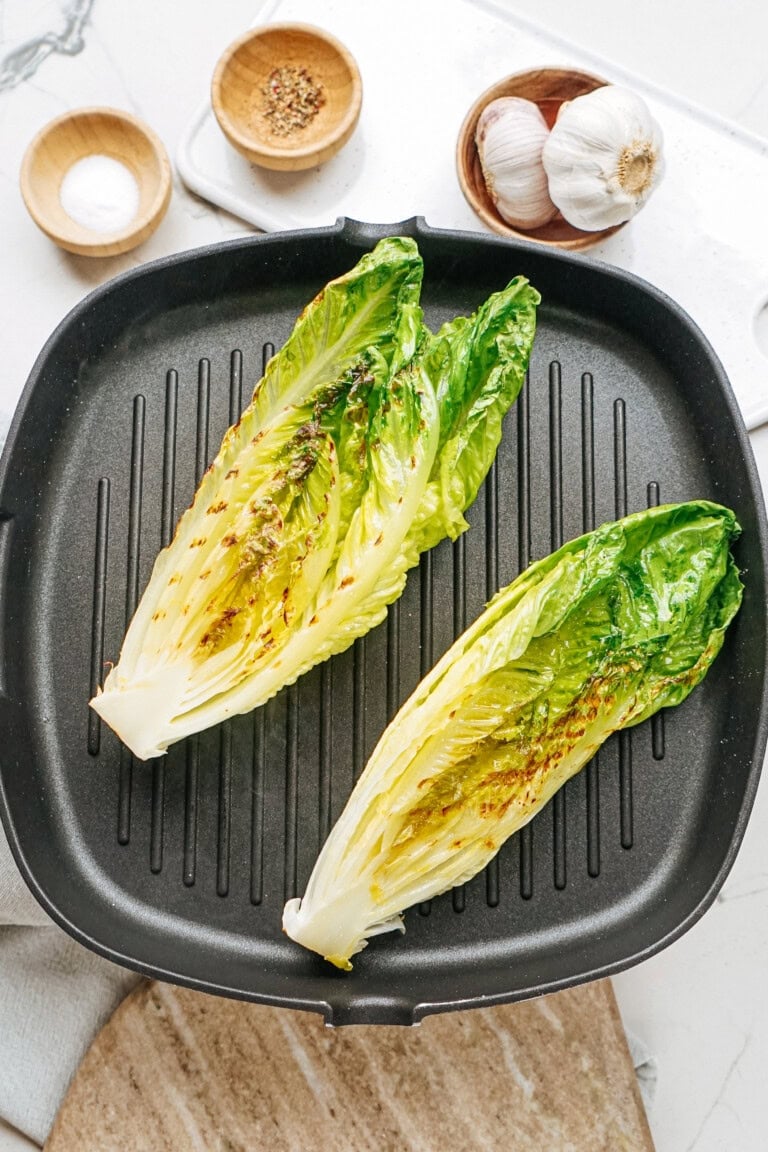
[1, 218, 766, 1025]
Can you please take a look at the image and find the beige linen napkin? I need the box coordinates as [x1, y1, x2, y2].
[0, 1119, 38, 1152]
[0, 827, 140, 1147]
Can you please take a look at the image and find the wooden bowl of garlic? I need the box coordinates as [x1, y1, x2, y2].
[456, 67, 664, 250]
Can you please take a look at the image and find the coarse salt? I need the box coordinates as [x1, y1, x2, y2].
[59, 154, 140, 234]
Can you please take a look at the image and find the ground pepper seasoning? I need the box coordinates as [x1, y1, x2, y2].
[261, 65, 326, 136]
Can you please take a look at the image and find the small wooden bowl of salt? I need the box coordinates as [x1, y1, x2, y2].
[20, 108, 171, 257]
[212, 23, 362, 171]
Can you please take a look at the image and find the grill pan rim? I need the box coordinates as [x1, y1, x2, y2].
[1, 216, 766, 1025]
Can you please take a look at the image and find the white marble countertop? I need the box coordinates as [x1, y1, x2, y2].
[1, 1, 767, 1149]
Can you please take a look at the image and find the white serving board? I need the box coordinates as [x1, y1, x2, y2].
[177, 0, 768, 430]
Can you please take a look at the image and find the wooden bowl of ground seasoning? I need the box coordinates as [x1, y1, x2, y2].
[211, 23, 362, 172]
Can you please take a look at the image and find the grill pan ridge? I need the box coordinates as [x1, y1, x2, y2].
[0, 218, 766, 1025]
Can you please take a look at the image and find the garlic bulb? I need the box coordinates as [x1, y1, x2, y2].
[475, 97, 558, 230]
[541, 85, 664, 231]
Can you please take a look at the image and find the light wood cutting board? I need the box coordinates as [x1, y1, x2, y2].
[46, 978, 654, 1151]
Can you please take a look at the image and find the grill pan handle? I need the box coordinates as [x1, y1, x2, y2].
[337, 216, 435, 246]
[325, 994, 422, 1027]
[0, 514, 13, 697]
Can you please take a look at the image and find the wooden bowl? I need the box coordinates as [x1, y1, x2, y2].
[457, 67, 624, 251]
[20, 107, 171, 257]
[211, 23, 362, 172]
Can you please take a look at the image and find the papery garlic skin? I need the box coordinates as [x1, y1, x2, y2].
[542, 85, 665, 231]
[476, 97, 558, 230]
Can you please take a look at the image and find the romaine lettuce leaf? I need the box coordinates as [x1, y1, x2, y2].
[90, 239, 539, 760]
[282, 501, 742, 969]
[408, 274, 539, 553]
[261, 276, 540, 685]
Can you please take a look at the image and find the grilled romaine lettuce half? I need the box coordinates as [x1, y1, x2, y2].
[283, 501, 743, 970]
[90, 238, 539, 760]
